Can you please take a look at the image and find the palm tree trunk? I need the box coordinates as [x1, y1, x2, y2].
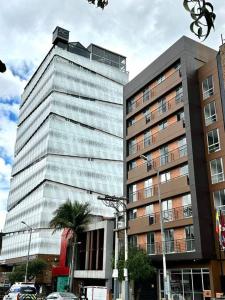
[69, 235, 77, 292]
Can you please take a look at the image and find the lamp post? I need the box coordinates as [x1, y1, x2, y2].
[21, 221, 32, 282]
[140, 155, 170, 300]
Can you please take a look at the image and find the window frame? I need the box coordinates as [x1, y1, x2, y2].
[204, 101, 217, 126]
[202, 75, 214, 100]
[210, 158, 225, 184]
[207, 128, 220, 153]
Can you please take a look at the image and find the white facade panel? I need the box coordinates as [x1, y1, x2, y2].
[1, 39, 128, 261]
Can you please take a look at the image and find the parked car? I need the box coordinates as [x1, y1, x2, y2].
[3, 283, 37, 300]
[46, 293, 78, 300]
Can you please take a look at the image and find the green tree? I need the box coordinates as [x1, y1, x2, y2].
[116, 247, 155, 300]
[8, 259, 48, 284]
[49, 200, 91, 292]
[87, 0, 216, 40]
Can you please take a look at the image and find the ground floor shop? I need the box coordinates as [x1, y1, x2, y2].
[157, 259, 225, 300]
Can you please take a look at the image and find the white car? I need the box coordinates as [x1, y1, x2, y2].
[3, 283, 37, 300]
[46, 292, 78, 300]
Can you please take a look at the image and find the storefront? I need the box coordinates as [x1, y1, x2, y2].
[159, 268, 210, 300]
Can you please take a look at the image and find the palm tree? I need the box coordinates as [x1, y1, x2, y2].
[49, 200, 91, 292]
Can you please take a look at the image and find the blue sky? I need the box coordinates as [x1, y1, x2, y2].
[0, 0, 224, 230]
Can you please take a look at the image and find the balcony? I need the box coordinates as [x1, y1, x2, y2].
[127, 144, 187, 182]
[127, 93, 184, 138]
[128, 175, 190, 209]
[127, 120, 185, 161]
[128, 204, 193, 235]
[146, 238, 195, 255]
[126, 69, 182, 117]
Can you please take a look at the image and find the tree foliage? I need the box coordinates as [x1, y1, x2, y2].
[86, 0, 216, 41]
[116, 247, 155, 283]
[8, 259, 48, 284]
[0, 60, 6, 73]
[49, 200, 91, 240]
[49, 200, 91, 292]
[183, 0, 216, 40]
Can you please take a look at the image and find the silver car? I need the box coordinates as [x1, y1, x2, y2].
[46, 293, 78, 300]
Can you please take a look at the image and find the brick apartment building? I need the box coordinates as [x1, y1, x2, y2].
[124, 37, 225, 298]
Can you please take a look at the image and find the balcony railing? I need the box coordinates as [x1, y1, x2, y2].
[128, 144, 187, 172]
[146, 238, 195, 255]
[127, 92, 184, 128]
[149, 204, 192, 224]
[127, 120, 185, 156]
[128, 174, 189, 203]
[127, 69, 182, 114]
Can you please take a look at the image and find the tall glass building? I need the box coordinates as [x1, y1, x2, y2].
[0, 27, 128, 262]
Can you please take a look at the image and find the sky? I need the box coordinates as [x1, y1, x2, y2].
[0, 0, 224, 231]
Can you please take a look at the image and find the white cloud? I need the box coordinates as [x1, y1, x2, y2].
[0, 69, 25, 100]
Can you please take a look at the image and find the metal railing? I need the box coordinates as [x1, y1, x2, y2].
[128, 144, 187, 171]
[127, 69, 182, 114]
[127, 120, 185, 156]
[127, 93, 184, 127]
[128, 174, 189, 203]
[146, 238, 195, 255]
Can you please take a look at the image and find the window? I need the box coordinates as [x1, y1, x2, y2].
[129, 235, 137, 248]
[210, 158, 225, 184]
[162, 199, 173, 222]
[144, 178, 153, 198]
[207, 128, 220, 153]
[185, 225, 195, 251]
[128, 160, 137, 171]
[158, 98, 167, 114]
[180, 164, 189, 176]
[128, 118, 135, 127]
[213, 189, 225, 209]
[175, 86, 183, 103]
[157, 74, 165, 84]
[182, 193, 192, 216]
[143, 87, 150, 102]
[178, 136, 187, 157]
[128, 209, 137, 220]
[158, 120, 168, 131]
[146, 204, 155, 224]
[143, 108, 151, 123]
[147, 232, 155, 255]
[202, 75, 214, 99]
[127, 97, 136, 113]
[128, 184, 137, 202]
[174, 61, 181, 70]
[177, 110, 185, 122]
[204, 101, 217, 126]
[160, 145, 169, 166]
[165, 229, 174, 253]
[144, 130, 152, 147]
[161, 171, 171, 183]
[128, 138, 136, 155]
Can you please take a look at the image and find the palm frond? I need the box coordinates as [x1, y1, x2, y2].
[49, 199, 91, 235]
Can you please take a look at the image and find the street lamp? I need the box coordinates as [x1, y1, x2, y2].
[21, 221, 32, 282]
[140, 155, 170, 300]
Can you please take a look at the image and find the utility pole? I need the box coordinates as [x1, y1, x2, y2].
[98, 195, 129, 300]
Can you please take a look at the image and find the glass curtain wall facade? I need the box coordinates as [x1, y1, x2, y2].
[0, 32, 128, 261]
